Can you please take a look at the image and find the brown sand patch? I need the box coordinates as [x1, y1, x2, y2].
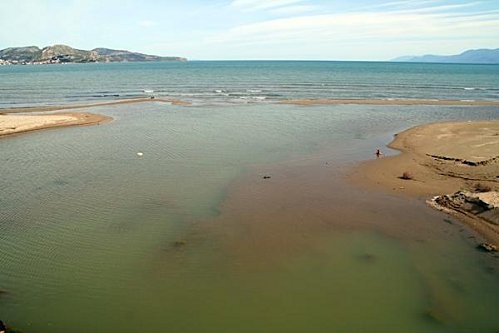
[350, 120, 499, 244]
[0, 112, 112, 138]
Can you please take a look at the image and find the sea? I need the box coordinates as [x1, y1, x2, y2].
[1, 61, 499, 107]
[0, 61, 498, 333]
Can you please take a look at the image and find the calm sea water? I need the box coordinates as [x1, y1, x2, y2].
[1, 61, 499, 107]
[0, 62, 498, 332]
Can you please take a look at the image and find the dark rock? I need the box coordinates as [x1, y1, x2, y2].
[434, 191, 493, 215]
[477, 243, 497, 252]
[262, 176, 271, 179]
[173, 240, 186, 248]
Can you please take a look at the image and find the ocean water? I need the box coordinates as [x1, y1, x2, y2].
[1, 61, 499, 107]
[0, 62, 499, 332]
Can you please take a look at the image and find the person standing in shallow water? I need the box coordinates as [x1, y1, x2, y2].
[375, 149, 384, 158]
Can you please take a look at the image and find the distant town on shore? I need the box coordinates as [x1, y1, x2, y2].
[0, 44, 187, 65]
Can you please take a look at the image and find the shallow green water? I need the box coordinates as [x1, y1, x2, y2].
[1, 103, 498, 332]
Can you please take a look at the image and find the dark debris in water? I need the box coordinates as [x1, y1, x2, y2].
[173, 240, 187, 248]
[358, 253, 376, 263]
[443, 218, 453, 224]
[484, 266, 495, 274]
[446, 277, 466, 294]
[421, 309, 446, 326]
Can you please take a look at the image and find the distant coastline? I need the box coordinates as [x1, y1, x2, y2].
[392, 48, 499, 64]
[0, 44, 187, 65]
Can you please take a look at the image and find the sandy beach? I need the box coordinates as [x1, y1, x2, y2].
[0, 97, 191, 138]
[350, 120, 499, 244]
[0, 112, 111, 137]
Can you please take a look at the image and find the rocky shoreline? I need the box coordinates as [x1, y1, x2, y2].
[428, 190, 498, 251]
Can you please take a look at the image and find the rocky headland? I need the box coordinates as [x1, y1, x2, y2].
[0, 44, 187, 65]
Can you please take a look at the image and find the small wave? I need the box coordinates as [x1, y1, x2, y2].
[143, 89, 154, 93]
[463, 87, 475, 91]
[252, 96, 266, 100]
[96, 94, 120, 97]
[247, 89, 262, 93]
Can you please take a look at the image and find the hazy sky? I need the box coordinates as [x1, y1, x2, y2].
[1, 0, 498, 60]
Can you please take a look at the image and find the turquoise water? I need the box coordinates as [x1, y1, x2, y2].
[1, 61, 498, 107]
[1, 62, 499, 332]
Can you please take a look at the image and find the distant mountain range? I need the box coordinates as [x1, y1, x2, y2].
[0, 44, 187, 64]
[392, 48, 499, 64]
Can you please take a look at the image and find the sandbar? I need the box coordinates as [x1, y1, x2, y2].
[0, 112, 111, 137]
[279, 98, 499, 106]
[0, 97, 190, 114]
[0, 97, 191, 138]
[350, 120, 499, 244]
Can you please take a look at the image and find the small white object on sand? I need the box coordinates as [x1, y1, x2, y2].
[137, 152, 144, 157]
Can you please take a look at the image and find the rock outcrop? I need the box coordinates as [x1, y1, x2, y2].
[0, 44, 187, 64]
[428, 190, 499, 247]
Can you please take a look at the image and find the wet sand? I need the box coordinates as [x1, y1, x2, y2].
[279, 98, 499, 106]
[0, 97, 191, 138]
[0, 112, 111, 137]
[350, 120, 499, 244]
[193, 158, 472, 269]
[3, 98, 498, 115]
[1, 97, 496, 139]
[0, 97, 190, 114]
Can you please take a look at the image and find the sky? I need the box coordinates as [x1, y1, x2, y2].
[1, 0, 498, 60]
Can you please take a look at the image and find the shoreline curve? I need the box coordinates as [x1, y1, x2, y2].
[349, 120, 499, 245]
[0, 112, 112, 138]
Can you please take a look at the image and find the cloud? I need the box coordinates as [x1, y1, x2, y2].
[204, 6, 499, 59]
[387, 1, 486, 14]
[269, 5, 318, 15]
[1, 0, 498, 60]
[230, 0, 310, 11]
[139, 20, 156, 28]
[362, 0, 439, 10]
